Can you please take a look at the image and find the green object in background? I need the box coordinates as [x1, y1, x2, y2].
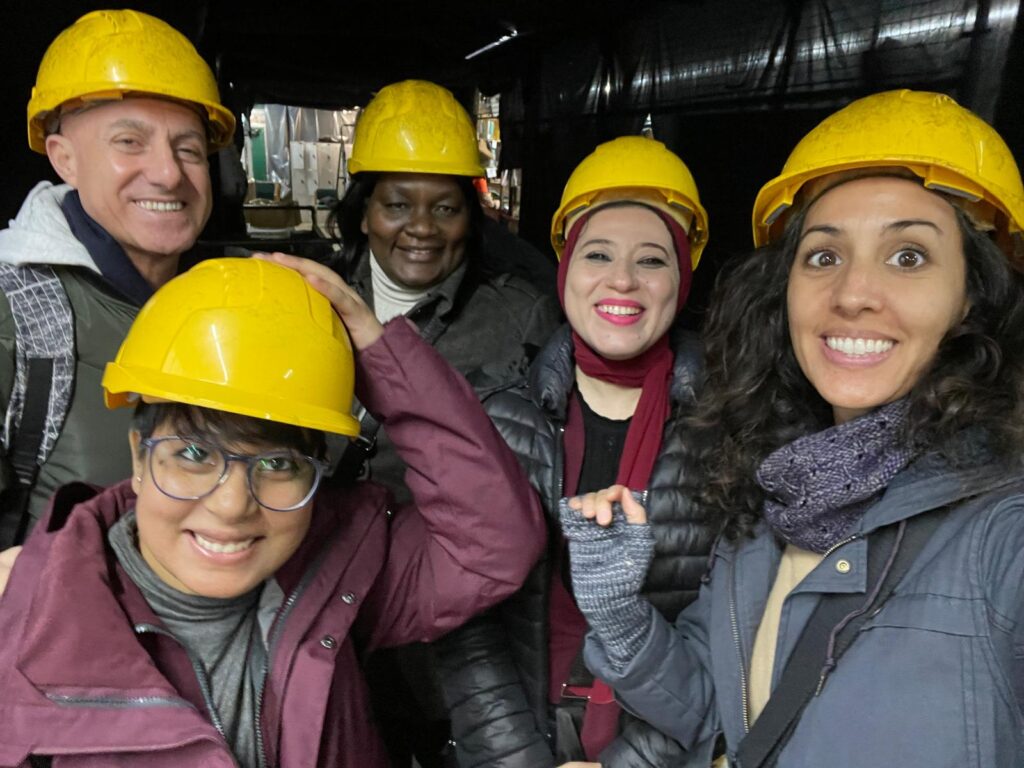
[250, 126, 268, 181]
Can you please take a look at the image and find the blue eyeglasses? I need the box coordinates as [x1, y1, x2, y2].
[140, 436, 327, 512]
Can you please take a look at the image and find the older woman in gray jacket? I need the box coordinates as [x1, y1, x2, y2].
[564, 90, 1024, 768]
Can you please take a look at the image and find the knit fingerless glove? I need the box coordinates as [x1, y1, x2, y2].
[559, 493, 656, 671]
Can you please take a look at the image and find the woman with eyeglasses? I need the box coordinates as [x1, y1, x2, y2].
[0, 255, 544, 768]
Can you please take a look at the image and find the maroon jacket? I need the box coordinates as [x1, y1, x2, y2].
[0, 319, 545, 768]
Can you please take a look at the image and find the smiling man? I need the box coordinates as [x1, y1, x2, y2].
[0, 9, 235, 544]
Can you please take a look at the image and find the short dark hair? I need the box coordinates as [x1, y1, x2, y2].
[688, 201, 1024, 539]
[326, 172, 485, 280]
[131, 402, 326, 460]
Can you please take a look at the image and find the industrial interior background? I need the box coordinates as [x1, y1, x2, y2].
[2, 0, 1021, 321]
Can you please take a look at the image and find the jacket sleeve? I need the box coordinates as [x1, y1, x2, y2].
[354, 319, 546, 650]
[584, 578, 720, 753]
[598, 714, 691, 768]
[520, 292, 561, 354]
[434, 608, 556, 768]
[980, 496, 1024, 710]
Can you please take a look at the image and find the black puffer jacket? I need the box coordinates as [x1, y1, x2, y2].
[435, 323, 716, 767]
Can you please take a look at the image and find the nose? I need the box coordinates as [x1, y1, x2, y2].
[606, 258, 640, 292]
[143, 138, 185, 189]
[205, 461, 259, 521]
[404, 206, 439, 238]
[830, 257, 884, 316]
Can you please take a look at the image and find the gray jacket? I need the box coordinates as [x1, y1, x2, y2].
[347, 250, 561, 504]
[586, 448, 1024, 767]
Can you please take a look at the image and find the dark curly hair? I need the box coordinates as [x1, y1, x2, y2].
[326, 172, 485, 282]
[689, 203, 1024, 539]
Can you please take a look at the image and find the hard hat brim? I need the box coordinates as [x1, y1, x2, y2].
[103, 363, 361, 437]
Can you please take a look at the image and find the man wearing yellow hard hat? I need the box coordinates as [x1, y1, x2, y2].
[0, 10, 235, 545]
[0, 253, 544, 766]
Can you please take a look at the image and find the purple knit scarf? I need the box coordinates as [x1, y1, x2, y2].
[757, 399, 916, 553]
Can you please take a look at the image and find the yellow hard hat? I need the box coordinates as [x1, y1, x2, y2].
[752, 89, 1024, 251]
[28, 9, 235, 154]
[103, 258, 360, 437]
[348, 80, 483, 177]
[550, 136, 709, 268]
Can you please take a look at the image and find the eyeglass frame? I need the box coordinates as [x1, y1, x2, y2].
[139, 435, 328, 512]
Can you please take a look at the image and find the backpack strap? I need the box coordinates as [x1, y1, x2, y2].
[735, 506, 951, 768]
[0, 264, 75, 544]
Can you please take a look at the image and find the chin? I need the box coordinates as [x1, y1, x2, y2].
[594, 339, 656, 361]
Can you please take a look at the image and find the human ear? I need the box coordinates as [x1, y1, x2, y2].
[128, 431, 145, 493]
[44, 134, 78, 186]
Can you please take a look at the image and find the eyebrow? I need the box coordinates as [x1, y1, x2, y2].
[799, 224, 839, 243]
[107, 118, 205, 142]
[580, 237, 671, 255]
[885, 219, 943, 235]
[378, 185, 463, 201]
[800, 218, 943, 244]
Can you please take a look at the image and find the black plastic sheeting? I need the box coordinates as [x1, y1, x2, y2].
[497, 0, 1020, 312]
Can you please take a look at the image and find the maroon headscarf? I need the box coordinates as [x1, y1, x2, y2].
[558, 203, 693, 493]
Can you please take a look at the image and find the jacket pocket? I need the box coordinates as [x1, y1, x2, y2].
[800, 592, 995, 768]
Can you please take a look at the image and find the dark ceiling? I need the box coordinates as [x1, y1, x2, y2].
[3, 0, 1021, 272]
[135, 0, 633, 108]
[0, 0, 632, 219]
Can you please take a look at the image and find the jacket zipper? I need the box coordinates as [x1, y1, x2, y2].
[554, 426, 565, 503]
[47, 692, 195, 709]
[730, 532, 862, 733]
[134, 623, 226, 738]
[253, 550, 327, 768]
[728, 560, 750, 734]
[820, 533, 860, 559]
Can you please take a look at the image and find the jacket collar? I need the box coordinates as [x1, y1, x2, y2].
[857, 439, 1024, 533]
[527, 322, 703, 420]
[350, 248, 469, 324]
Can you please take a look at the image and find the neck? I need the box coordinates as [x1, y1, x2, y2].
[369, 251, 429, 323]
[575, 366, 642, 420]
[124, 247, 180, 290]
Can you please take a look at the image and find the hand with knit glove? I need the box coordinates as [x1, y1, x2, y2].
[559, 485, 656, 671]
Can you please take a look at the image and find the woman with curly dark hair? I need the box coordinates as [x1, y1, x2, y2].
[560, 90, 1024, 768]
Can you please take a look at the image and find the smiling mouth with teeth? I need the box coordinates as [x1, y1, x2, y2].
[136, 200, 185, 212]
[193, 532, 256, 554]
[597, 305, 642, 316]
[826, 337, 894, 356]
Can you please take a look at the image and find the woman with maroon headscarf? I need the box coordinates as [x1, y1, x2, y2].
[435, 136, 717, 768]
